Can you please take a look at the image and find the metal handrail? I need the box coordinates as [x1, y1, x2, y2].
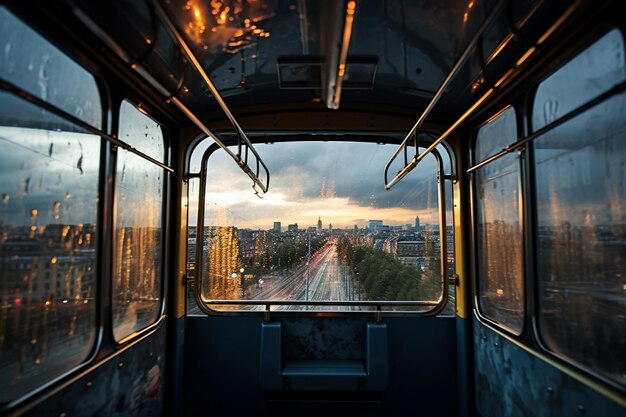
[71, 1, 269, 194]
[467, 80, 626, 174]
[203, 300, 439, 306]
[0, 78, 174, 173]
[152, 0, 270, 194]
[383, 0, 507, 190]
[192, 145, 450, 318]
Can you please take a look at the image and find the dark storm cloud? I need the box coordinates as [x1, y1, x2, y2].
[200, 140, 446, 217]
[257, 141, 441, 210]
[0, 128, 100, 226]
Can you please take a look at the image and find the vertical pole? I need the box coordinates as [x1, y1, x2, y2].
[306, 233, 310, 304]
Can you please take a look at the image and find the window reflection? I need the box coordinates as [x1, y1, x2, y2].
[0, 94, 99, 402]
[474, 107, 524, 333]
[533, 30, 625, 131]
[112, 101, 164, 341]
[0, 7, 102, 129]
[534, 92, 626, 387]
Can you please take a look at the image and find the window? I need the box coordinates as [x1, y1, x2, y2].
[474, 107, 524, 333]
[0, 8, 101, 129]
[532, 30, 626, 386]
[533, 30, 625, 131]
[0, 7, 100, 402]
[112, 101, 165, 341]
[189, 141, 451, 313]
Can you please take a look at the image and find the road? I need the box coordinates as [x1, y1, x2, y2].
[242, 240, 368, 311]
[187, 239, 453, 313]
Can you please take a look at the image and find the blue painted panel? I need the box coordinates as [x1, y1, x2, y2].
[473, 318, 626, 417]
[185, 316, 456, 416]
[166, 317, 186, 417]
[456, 316, 472, 417]
[383, 317, 457, 416]
[23, 326, 166, 417]
[184, 316, 267, 414]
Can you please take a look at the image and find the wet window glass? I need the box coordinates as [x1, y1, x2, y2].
[0, 7, 102, 129]
[112, 101, 164, 341]
[474, 107, 524, 333]
[116, 101, 165, 163]
[533, 31, 626, 386]
[189, 141, 449, 313]
[533, 29, 625, 131]
[0, 96, 100, 400]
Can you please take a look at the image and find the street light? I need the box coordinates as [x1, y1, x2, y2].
[306, 233, 311, 309]
[227, 267, 246, 297]
[238, 267, 245, 297]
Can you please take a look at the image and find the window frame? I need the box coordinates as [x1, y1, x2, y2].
[470, 104, 528, 336]
[0, 6, 106, 407]
[471, 24, 626, 395]
[187, 137, 454, 317]
[110, 99, 169, 344]
[527, 27, 626, 391]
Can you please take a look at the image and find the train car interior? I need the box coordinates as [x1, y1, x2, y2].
[0, 0, 625, 416]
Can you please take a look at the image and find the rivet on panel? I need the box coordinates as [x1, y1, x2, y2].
[546, 386, 553, 394]
[577, 405, 586, 414]
[59, 413, 67, 417]
[494, 341, 499, 347]
[86, 381, 93, 388]
[118, 362, 124, 369]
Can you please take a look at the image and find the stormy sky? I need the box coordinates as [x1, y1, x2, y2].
[190, 140, 449, 230]
[0, 126, 100, 228]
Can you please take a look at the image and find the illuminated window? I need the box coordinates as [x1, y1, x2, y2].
[474, 106, 524, 333]
[0, 7, 100, 402]
[533, 29, 626, 386]
[112, 101, 165, 341]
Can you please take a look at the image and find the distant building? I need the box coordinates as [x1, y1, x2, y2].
[307, 226, 317, 234]
[287, 223, 298, 232]
[317, 217, 322, 232]
[273, 222, 281, 233]
[369, 220, 383, 232]
[415, 216, 420, 231]
[329, 223, 333, 231]
[397, 239, 427, 266]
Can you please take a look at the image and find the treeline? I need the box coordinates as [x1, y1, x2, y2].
[271, 236, 325, 270]
[337, 237, 440, 301]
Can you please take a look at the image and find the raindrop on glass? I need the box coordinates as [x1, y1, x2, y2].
[77, 155, 84, 174]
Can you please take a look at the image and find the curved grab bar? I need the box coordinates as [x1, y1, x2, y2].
[152, 0, 270, 194]
[383, 0, 506, 190]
